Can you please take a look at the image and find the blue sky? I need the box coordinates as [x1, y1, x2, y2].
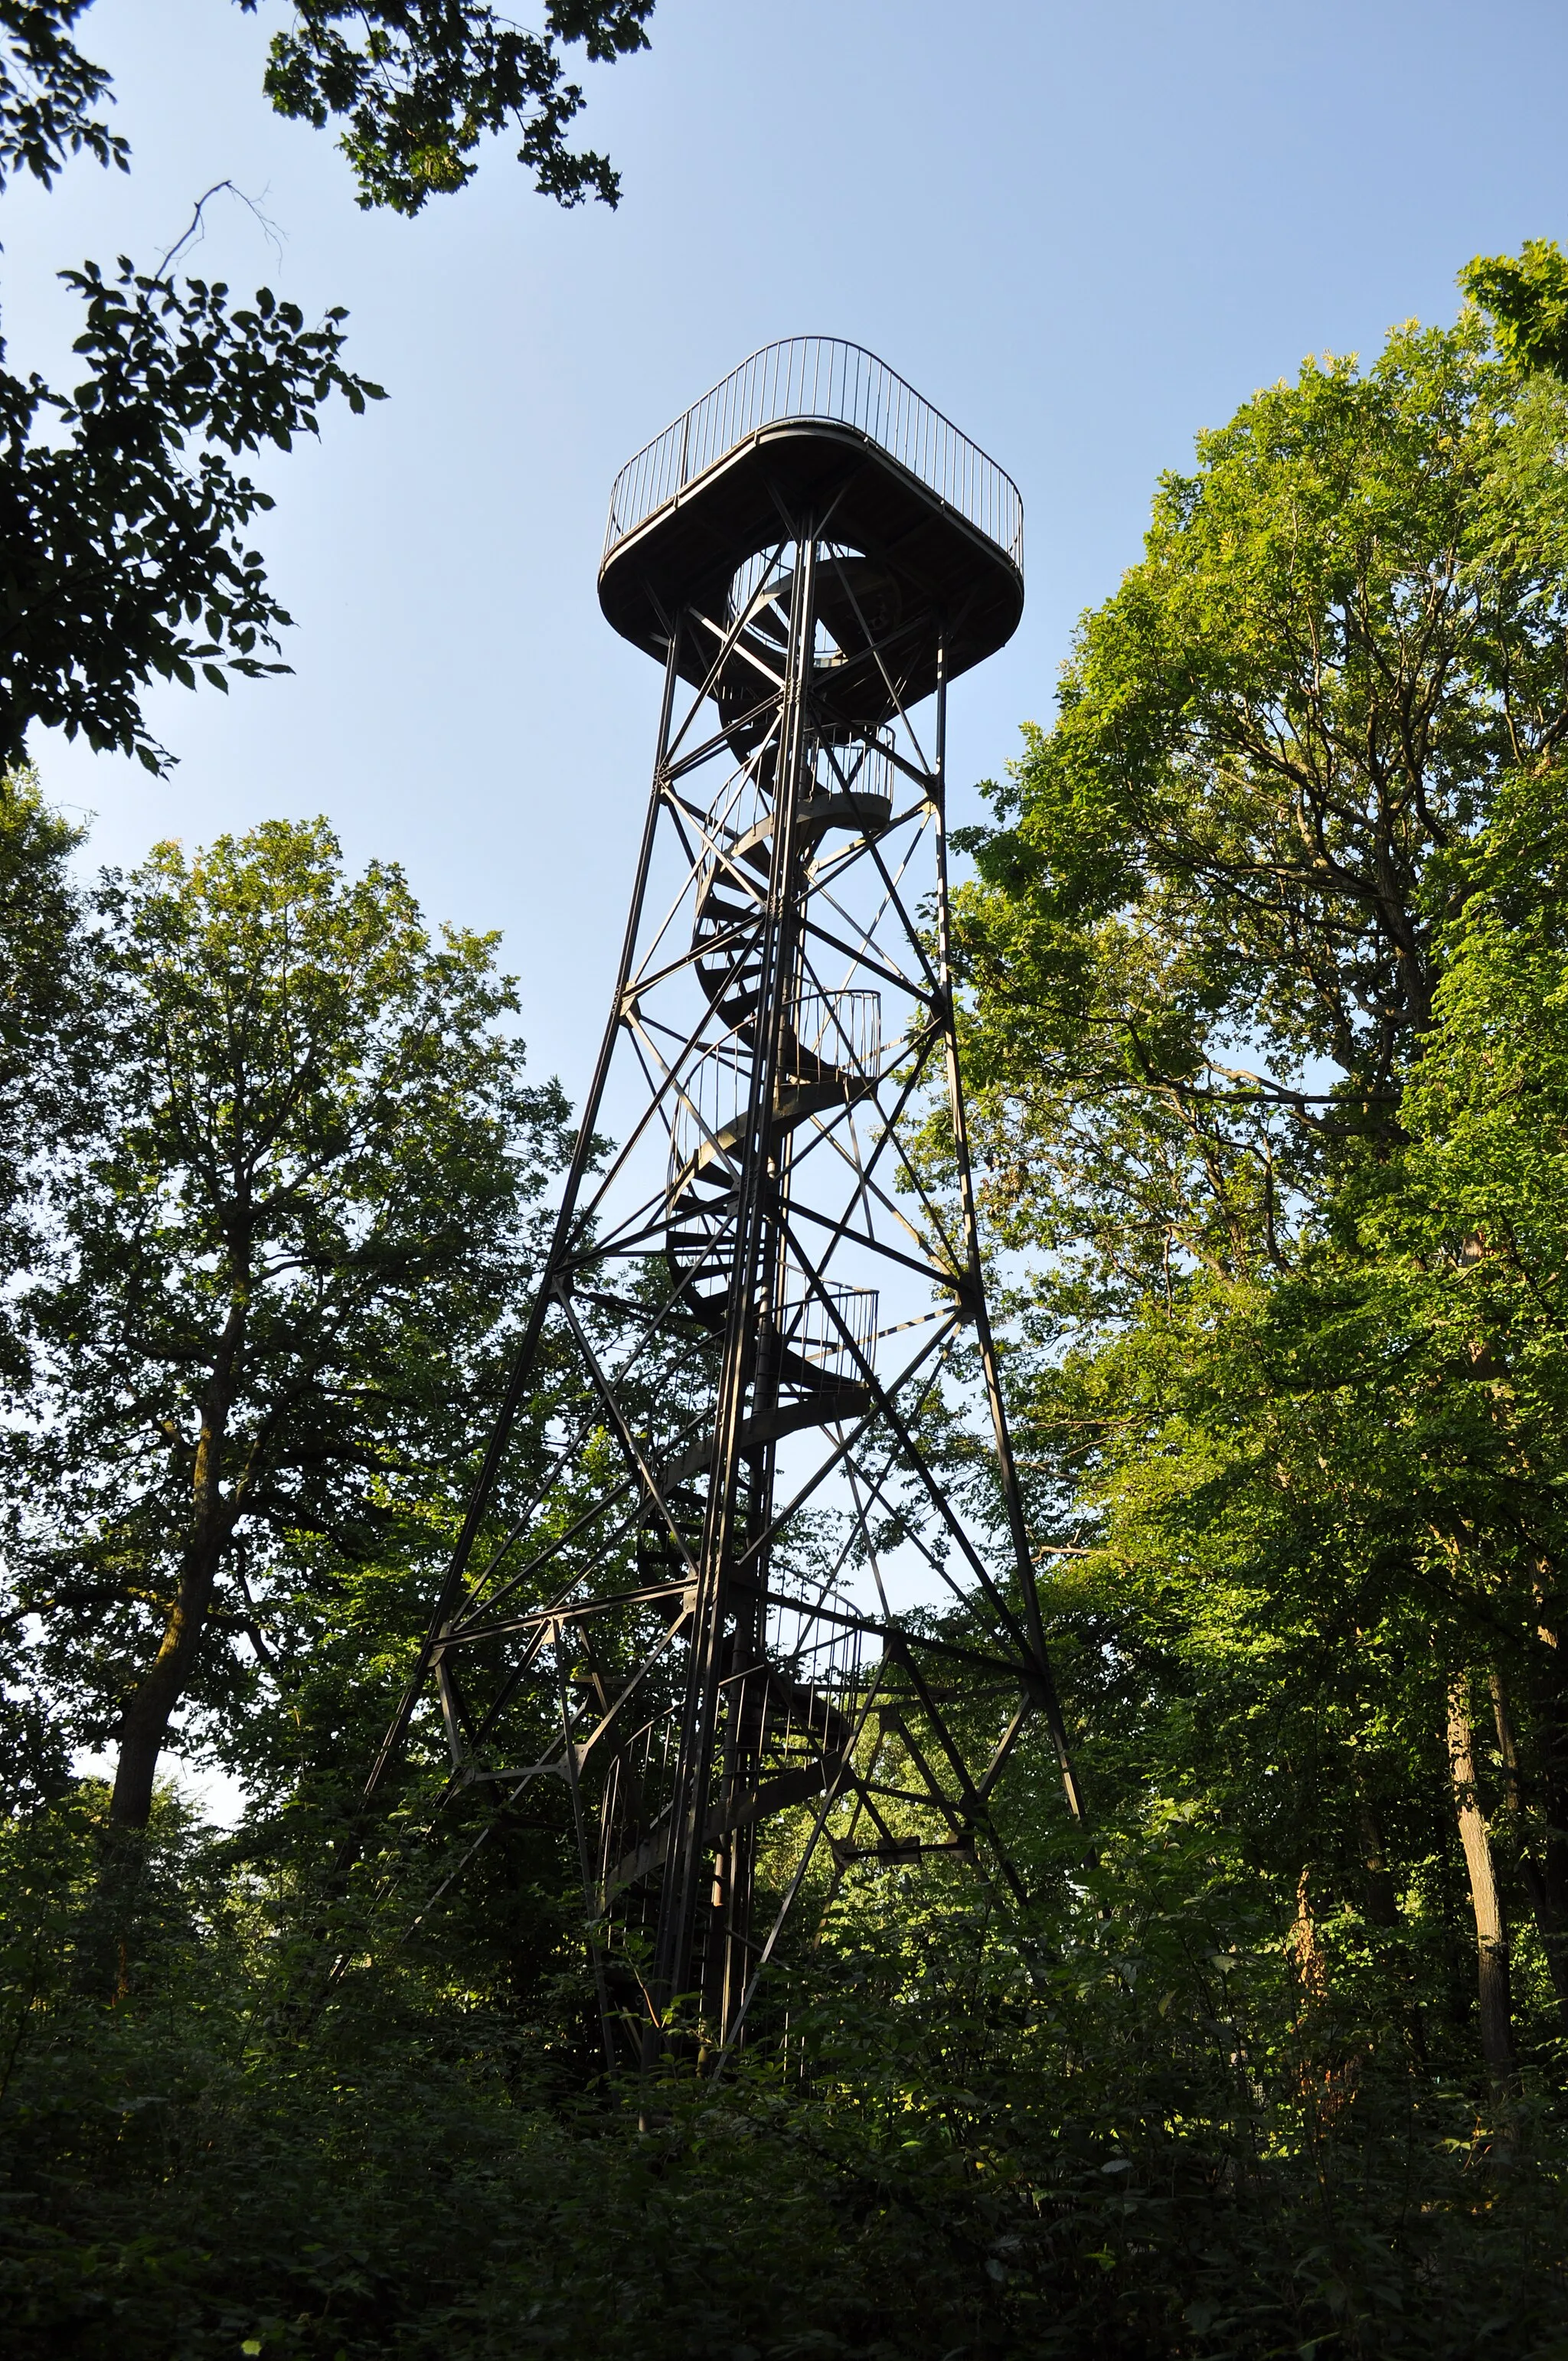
[9, 0, 1568, 1094]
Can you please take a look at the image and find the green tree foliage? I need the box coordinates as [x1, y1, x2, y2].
[3, 1792, 1566, 2359]
[0, 767, 90, 1800]
[0, 2, 126, 190]
[0, 259, 384, 771]
[0, 768, 86, 1344]
[952, 307, 1568, 1301]
[0, 2, 653, 769]
[247, 0, 656, 215]
[947, 258, 1568, 2093]
[1459, 236, 1568, 380]
[0, 2, 654, 210]
[5, 818, 569, 1829]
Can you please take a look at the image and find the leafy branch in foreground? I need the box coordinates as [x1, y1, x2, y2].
[0, 5, 654, 766]
[0, 4, 655, 214]
[1461, 235, 1568, 380]
[247, 0, 656, 215]
[0, 1, 126, 191]
[0, 261, 385, 772]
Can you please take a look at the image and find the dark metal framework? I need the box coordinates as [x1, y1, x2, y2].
[369, 338, 1082, 2062]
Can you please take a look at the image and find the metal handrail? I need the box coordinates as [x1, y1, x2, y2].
[778, 1280, 879, 1380]
[603, 336, 1024, 573]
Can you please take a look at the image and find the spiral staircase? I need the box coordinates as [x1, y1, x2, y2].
[662, 729, 892, 1466]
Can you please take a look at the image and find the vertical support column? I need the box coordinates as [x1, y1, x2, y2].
[652, 534, 821, 2033]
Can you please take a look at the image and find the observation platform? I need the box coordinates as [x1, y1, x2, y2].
[598, 338, 1024, 725]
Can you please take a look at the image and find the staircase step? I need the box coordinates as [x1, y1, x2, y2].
[661, 1385, 872, 1484]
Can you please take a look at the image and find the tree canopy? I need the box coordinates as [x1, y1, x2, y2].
[0, 0, 655, 772]
[6, 818, 569, 1829]
[946, 264, 1568, 2094]
[1, 260, 384, 772]
[0, 2, 655, 210]
[952, 305, 1568, 1295]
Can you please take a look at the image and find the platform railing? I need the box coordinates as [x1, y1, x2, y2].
[776, 1279, 879, 1384]
[603, 337, 1024, 572]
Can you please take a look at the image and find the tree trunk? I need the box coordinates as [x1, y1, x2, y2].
[108, 1543, 226, 1827]
[108, 1299, 243, 1829]
[1490, 1669, 1568, 2025]
[1357, 1795, 1401, 1928]
[1447, 1674, 1513, 2081]
[1288, 1866, 1328, 2003]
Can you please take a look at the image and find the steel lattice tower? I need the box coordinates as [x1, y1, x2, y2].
[368, 338, 1083, 2063]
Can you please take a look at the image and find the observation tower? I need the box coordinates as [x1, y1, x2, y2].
[370, 338, 1082, 2063]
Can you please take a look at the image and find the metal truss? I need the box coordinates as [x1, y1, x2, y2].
[368, 455, 1082, 2067]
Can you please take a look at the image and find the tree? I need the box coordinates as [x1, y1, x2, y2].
[0, 3, 655, 211]
[0, 1, 126, 191]
[949, 264, 1568, 2078]
[247, 0, 656, 217]
[0, 767, 92, 1802]
[0, 769, 87, 1337]
[1380, 763, 1568, 2020]
[5, 818, 569, 1829]
[0, 256, 384, 772]
[0, 2, 654, 769]
[952, 304, 1568, 1303]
